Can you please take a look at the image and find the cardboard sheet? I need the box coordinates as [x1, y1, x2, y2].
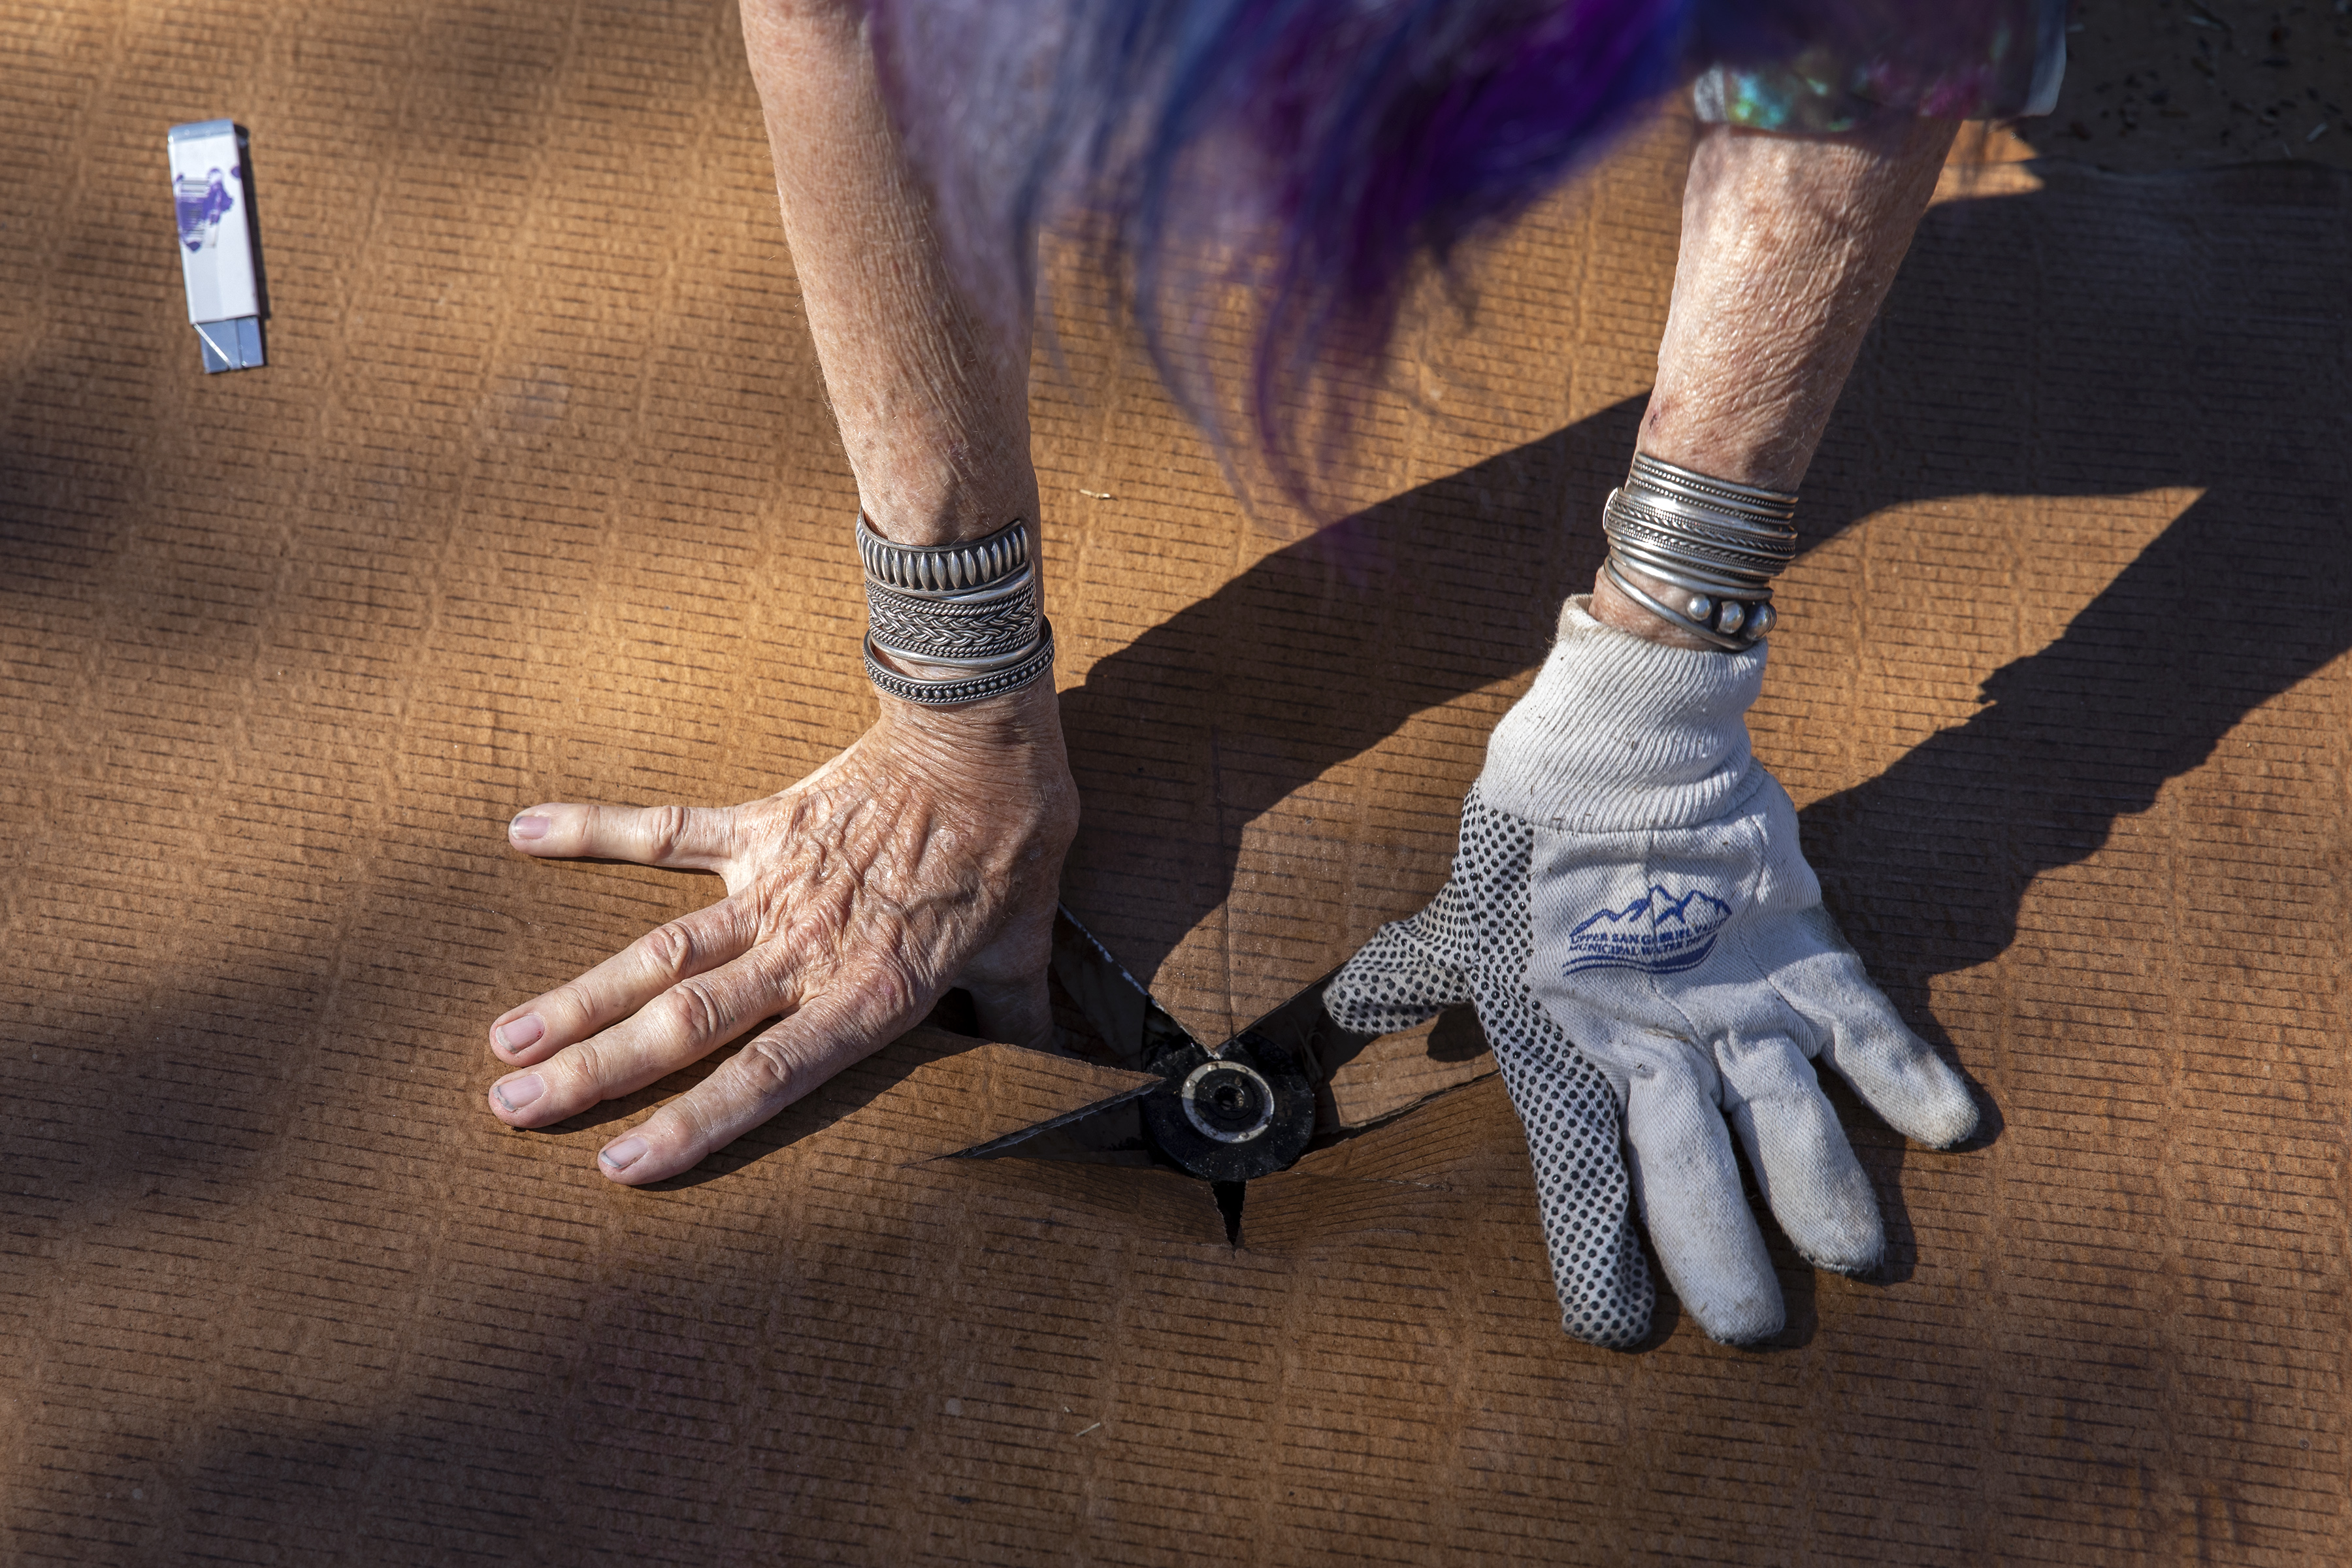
[4, 1, 2350, 1561]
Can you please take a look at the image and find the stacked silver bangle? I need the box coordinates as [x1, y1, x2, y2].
[858, 514, 1056, 706]
[1601, 453, 1799, 652]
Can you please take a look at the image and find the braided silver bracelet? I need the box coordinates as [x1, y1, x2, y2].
[857, 514, 1054, 706]
[1601, 453, 1798, 652]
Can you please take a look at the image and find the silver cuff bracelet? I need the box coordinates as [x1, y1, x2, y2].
[857, 514, 1052, 704]
[857, 514, 1034, 595]
[865, 577, 1040, 664]
[865, 620, 1057, 707]
[1601, 453, 1798, 652]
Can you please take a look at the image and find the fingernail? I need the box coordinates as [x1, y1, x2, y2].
[509, 813, 550, 841]
[600, 1136, 649, 1173]
[493, 1013, 546, 1054]
[491, 1073, 545, 1113]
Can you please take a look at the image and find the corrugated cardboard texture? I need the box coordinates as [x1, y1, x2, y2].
[5, 2, 2351, 1561]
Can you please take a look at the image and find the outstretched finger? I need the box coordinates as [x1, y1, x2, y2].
[1776, 907, 1979, 1149]
[1608, 1026, 1785, 1345]
[485, 938, 802, 1130]
[488, 898, 758, 1066]
[1487, 1017, 1654, 1350]
[592, 984, 907, 1184]
[506, 800, 737, 872]
[1714, 1028, 1884, 1277]
[1322, 903, 1477, 1037]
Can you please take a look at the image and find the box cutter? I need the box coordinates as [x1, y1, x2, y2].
[958, 905, 1360, 1181]
[168, 119, 266, 372]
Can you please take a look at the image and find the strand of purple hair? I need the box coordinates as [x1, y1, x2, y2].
[867, 0, 2050, 514]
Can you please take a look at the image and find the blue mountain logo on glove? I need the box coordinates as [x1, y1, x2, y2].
[1563, 886, 1733, 975]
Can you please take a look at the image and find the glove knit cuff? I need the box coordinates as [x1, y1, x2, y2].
[1478, 596, 1765, 832]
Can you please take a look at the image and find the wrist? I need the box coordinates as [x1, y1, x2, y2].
[1478, 597, 1763, 832]
[1597, 450, 1795, 653]
[877, 668, 1067, 759]
[876, 678, 1078, 845]
[858, 512, 1052, 708]
[1591, 561, 1726, 651]
[859, 479, 1043, 550]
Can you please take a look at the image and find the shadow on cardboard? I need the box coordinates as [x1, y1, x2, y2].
[1060, 157, 2347, 1088]
[3, 161, 2342, 1367]
[1048, 160, 2346, 1322]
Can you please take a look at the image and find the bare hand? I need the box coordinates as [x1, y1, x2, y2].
[481, 681, 1077, 1184]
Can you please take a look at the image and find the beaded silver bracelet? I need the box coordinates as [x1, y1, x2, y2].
[865, 621, 1057, 707]
[1601, 453, 1798, 652]
[857, 514, 1053, 704]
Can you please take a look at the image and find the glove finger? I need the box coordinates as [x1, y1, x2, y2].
[1487, 1013, 1652, 1350]
[1776, 907, 1978, 1149]
[1715, 1028, 1884, 1277]
[1322, 900, 1474, 1036]
[1607, 1026, 1784, 1345]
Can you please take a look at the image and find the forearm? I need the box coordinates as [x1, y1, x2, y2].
[741, 0, 1036, 546]
[742, 1, 1058, 736]
[1597, 116, 1959, 646]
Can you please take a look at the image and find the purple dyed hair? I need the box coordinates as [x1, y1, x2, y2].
[869, 0, 2053, 510]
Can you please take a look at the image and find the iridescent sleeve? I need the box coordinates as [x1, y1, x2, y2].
[1691, 0, 2069, 133]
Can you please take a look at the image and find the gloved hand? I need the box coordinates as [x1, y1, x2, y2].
[1324, 598, 1977, 1347]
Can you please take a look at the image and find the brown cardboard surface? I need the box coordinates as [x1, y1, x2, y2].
[6, 1, 2352, 1562]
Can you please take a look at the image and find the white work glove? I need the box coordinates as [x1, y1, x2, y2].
[1325, 598, 1977, 1347]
